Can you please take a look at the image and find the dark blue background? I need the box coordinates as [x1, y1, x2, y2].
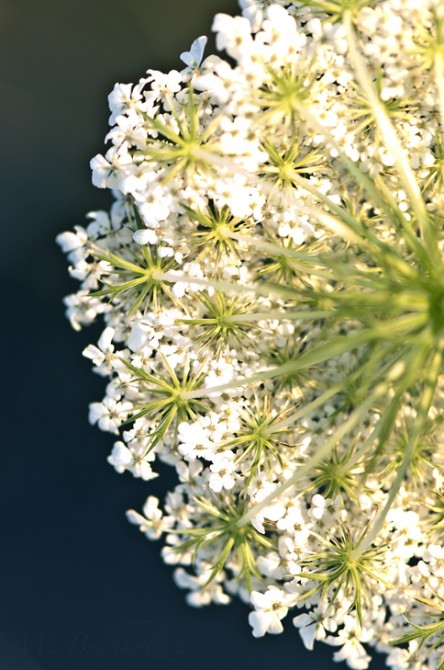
[0, 0, 387, 668]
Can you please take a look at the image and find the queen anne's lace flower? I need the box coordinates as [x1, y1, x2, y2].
[58, 1, 444, 667]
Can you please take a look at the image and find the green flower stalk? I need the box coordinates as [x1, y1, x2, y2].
[57, 1, 444, 667]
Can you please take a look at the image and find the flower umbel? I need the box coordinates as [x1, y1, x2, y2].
[58, 1, 444, 668]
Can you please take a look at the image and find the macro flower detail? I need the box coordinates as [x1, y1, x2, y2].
[58, 1, 444, 667]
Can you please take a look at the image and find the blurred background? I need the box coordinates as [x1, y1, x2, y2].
[0, 0, 387, 668]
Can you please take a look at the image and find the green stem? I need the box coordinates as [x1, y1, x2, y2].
[237, 385, 386, 528]
[265, 344, 406, 435]
[288, 175, 421, 282]
[292, 103, 427, 267]
[359, 340, 432, 473]
[155, 271, 297, 300]
[230, 228, 416, 285]
[343, 11, 437, 266]
[352, 338, 444, 559]
[182, 310, 332, 325]
[434, 49, 444, 141]
[183, 315, 427, 400]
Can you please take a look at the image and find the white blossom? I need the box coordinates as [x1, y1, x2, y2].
[59, 2, 444, 667]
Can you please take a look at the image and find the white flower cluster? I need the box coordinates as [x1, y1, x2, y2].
[58, 1, 444, 667]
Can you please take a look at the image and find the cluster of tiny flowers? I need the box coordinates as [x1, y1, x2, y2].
[58, 1, 444, 667]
